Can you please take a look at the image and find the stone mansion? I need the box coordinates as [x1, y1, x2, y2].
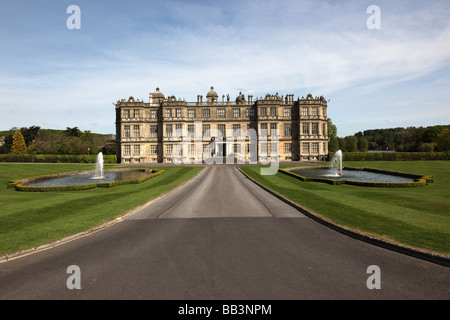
[115, 87, 329, 164]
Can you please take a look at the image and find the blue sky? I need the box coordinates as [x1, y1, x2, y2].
[1, 0, 449, 137]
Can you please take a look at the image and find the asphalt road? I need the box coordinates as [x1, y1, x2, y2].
[0, 166, 449, 300]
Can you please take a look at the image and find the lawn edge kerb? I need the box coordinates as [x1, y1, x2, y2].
[8, 168, 165, 192]
[236, 166, 450, 268]
[279, 166, 433, 187]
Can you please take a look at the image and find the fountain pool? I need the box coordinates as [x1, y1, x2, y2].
[10, 152, 161, 191]
[290, 167, 415, 183]
[281, 149, 432, 187]
[26, 170, 150, 187]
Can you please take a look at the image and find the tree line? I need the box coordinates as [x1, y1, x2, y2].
[0, 126, 116, 155]
[327, 122, 450, 153]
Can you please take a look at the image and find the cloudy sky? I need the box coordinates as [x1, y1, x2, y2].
[1, 0, 449, 137]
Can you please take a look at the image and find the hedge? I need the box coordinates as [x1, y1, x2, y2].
[278, 167, 432, 188]
[0, 154, 117, 163]
[329, 151, 450, 161]
[9, 169, 164, 192]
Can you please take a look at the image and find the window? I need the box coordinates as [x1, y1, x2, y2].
[283, 108, 291, 117]
[165, 144, 173, 155]
[150, 125, 157, 138]
[302, 107, 308, 116]
[260, 107, 267, 116]
[133, 125, 140, 138]
[123, 109, 130, 118]
[202, 124, 211, 137]
[123, 125, 130, 138]
[175, 109, 182, 118]
[284, 124, 291, 137]
[303, 143, 309, 153]
[260, 123, 268, 136]
[173, 144, 182, 157]
[133, 145, 140, 155]
[232, 124, 241, 137]
[270, 142, 278, 155]
[270, 123, 277, 137]
[165, 109, 172, 118]
[302, 123, 309, 135]
[203, 144, 211, 154]
[322, 124, 327, 137]
[150, 145, 157, 154]
[247, 108, 255, 117]
[270, 107, 277, 116]
[175, 124, 183, 137]
[232, 108, 240, 118]
[188, 124, 195, 138]
[123, 145, 130, 155]
[188, 109, 195, 118]
[202, 109, 210, 118]
[260, 143, 268, 155]
[134, 109, 140, 119]
[166, 124, 172, 138]
[150, 110, 157, 119]
[312, 123, 319, 135]
[233, 143, 241, 155]
[188, 144, 195, 155]
[311, 107, 319, 116]
[284, 143, 291, 153]
[312, 143, 319, 153]
[217, 124, 226, 137]
[217, 109, 225, 118]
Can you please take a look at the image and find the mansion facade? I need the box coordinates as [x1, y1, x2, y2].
[115, 87, 329, 164]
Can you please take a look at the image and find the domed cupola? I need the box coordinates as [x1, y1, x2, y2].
[206, 86, 218, 103]
[149, 87, 165, 104]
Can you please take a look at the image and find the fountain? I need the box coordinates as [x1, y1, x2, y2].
[92, 152, 104, 179]
[329, 150, 343, 176]
[18, 151, 152, 189]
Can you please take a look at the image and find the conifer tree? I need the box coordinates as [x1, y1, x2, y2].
[10, 130, 27, 155]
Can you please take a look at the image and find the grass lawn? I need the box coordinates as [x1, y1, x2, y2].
[240, 161, 450, 256]
[0, 163, 204, 256]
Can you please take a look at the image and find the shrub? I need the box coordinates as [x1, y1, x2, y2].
[328, 152, 449, 161]
[0, 154, 117, 163]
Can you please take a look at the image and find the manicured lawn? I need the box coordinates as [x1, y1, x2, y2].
[240, 161, 450, 256]
[0, 163, 204, 256]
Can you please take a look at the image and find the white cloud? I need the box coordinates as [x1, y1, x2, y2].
[1, 0, 450, 134]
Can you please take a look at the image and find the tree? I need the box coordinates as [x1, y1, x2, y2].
[0, 134, 13, 154]
[345, 136, 358, 152]
[10, 130, 27, 155]
[357, 136, 369, 152]
[437, 128, 450, 151]
[327, 118, 339, 152]
[65, 127, 81, 137]
[21, 126, 40, 146]
[421, 126, 442, 143]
